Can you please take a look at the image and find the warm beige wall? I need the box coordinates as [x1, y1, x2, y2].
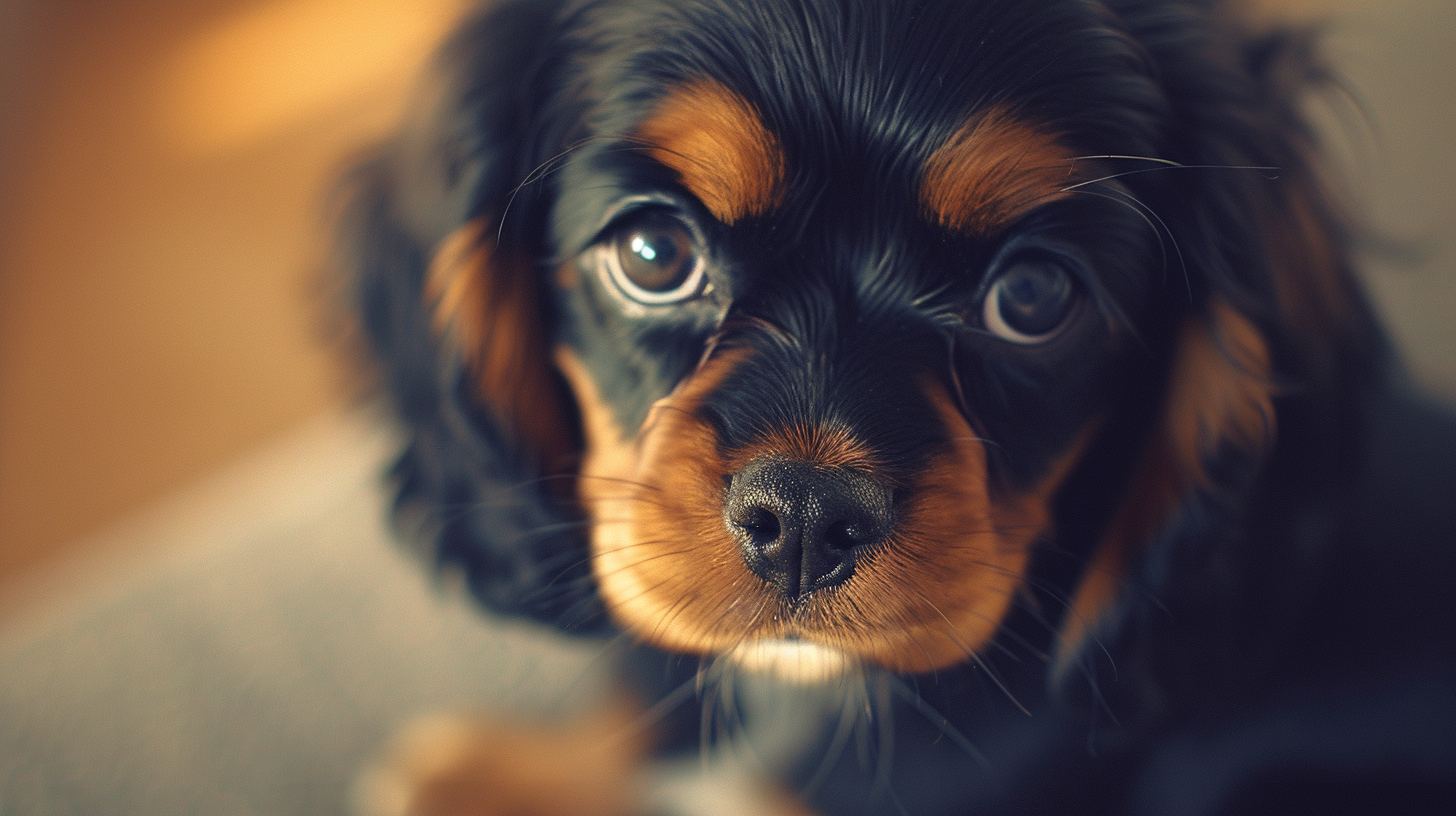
[1256, 0, 1456, 403]
[0, 0, 466, 582]
[1319, 1, 1456, 404]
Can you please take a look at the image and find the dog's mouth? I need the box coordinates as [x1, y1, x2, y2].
[557, 346, 1081, 676]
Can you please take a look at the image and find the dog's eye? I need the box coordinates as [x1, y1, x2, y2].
[982, 255, 1079, 343]
[602, 211, 704, 304]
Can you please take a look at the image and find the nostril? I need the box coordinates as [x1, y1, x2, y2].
[736, 507, 781, 547]
[824, 520, 859, 551]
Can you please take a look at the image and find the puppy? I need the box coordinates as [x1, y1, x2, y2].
[343, 0, 1456, 813]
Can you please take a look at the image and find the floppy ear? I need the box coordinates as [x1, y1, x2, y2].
[1055, 300, 1274, 668]
[423, 218, 575, 473]
[340, 0, 599, 628]
[1053, 7, 1384, 688]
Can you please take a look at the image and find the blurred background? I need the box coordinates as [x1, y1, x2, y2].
[0, 0, 1452, 811]
[0, 0, 471, 600]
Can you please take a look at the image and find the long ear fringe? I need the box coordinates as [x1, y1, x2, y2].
[1053, 3, 1387, 712]
[1238, 22, 1388, 393]
[335, 0, 604, 632]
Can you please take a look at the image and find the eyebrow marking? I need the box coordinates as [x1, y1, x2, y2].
[634, 80, 786, 223]
[920, 107, 1079, 235]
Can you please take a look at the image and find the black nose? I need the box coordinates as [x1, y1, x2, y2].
[724, 456, 894, 599]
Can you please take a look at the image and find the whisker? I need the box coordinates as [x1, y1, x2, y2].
[600, 575, 687, 627]
[544, 628, 638, 711]
[799, 678, 868, 797]
[588, 547, 697, 584]
[942, 433, 1006, 453]
[1069, 153, 1184, 168]
[507, 519, 594, 542]
[1060, 162, 1280, 192]
[571, 473, 664, 493]
[945, 333, 975, 425]
[610, 673, 700, 746]
[526, 535, 670, 596]
[912, 582, 1028, 664]
[887, 676, 989, 767]
[872, 672, 897, 801]
[910, 589, 1030, 715]
[498, 137, 642, 243]
[1066, 184, 1188, 313]
[700, 663, 720, 769]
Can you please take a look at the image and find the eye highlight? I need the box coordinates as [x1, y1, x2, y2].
[600, 210, 705, 305]
[981, 254, 1080, 343]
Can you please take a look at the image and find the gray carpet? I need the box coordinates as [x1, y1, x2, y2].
[0, 412, 612, 816]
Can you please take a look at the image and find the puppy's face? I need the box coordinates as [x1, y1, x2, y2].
[540, 0, 1168, 677]
[419, 0, 1299, 678]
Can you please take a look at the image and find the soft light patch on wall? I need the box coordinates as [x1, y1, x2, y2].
[159, 0, 467, 154]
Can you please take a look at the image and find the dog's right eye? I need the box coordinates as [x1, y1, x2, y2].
[601, 211, 705, 305]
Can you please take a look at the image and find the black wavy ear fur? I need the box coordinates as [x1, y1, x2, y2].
[339, 0, 603, 630]
[1053, 0, 1387, 720]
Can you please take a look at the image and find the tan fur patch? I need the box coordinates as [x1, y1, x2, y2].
[557, 346, 753, 656]
[1056, 301, 1275, 666]
[727, 423, 881, 475]
[920, 107, 1079, 236]
[1165, 300, 1276, 484]
[834, 385, 1086, 674]
[354, 701, 651, 816]
[560, 346, 1088, 674]
[635, 80, 786, 223]
[425, 221, 490, 356]
[425, 219, 573, 472]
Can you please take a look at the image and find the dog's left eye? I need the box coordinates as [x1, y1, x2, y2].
[601, 211, 705, 305]
[982, 254, 1080, 344]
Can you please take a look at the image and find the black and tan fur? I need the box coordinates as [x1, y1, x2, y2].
[343, 1, 1456, 812]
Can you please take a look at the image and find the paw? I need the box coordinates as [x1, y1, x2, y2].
[354, 704, 649, 816]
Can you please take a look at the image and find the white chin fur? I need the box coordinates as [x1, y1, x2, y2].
[729, 640, 854, 684]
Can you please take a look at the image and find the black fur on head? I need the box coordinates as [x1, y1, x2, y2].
[341, 0, 1384, 672]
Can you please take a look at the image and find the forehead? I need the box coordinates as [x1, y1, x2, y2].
[557, 0, 1163, 227]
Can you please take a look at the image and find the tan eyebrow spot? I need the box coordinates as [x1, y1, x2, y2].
[634, 80, 786, 223]
[920, 107, 1078, 235]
